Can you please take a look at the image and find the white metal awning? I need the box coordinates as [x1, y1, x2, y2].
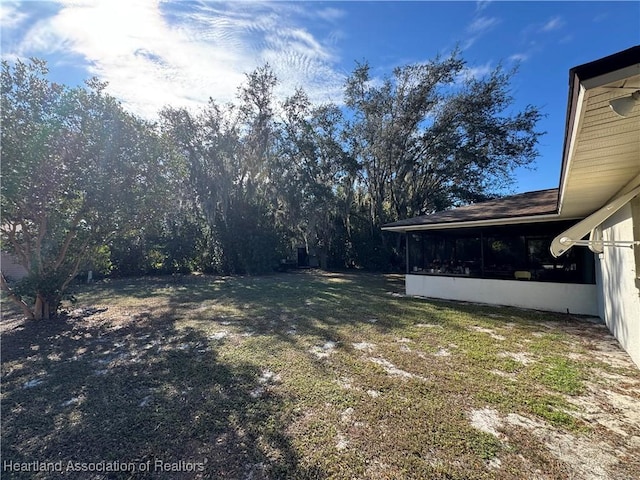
[550, 179, 640, 257]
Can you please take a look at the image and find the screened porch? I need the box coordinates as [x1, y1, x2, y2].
[406, 221, 595, 285]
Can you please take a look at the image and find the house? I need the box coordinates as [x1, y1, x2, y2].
[382, 46, 640, 366]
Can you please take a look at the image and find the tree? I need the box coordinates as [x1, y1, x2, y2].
[345, 53, 543, 219]
[276, 89, 355, 268]
[343, 52, 543, 266]
[1, 59, 168, 319]
[160, 65, 287, 274]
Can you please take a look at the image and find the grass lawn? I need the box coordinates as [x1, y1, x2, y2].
[2, 271, 640, 479]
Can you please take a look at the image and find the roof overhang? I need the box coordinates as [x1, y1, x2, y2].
[551, 46, 640, 256]
[382, 188, 562, 232]
[556, 46, 640, 219]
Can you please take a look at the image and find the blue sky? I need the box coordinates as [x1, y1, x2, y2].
[2, 1, 639, 193]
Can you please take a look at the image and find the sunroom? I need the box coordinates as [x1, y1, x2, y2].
[383, 188, 599, 315]
[407, 221, 594, 284]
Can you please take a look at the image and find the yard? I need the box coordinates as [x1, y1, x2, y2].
[2, 271, 639, 479]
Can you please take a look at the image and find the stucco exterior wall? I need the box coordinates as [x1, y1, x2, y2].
[406, 274, 598, 316]
[597, 200, 640, 367]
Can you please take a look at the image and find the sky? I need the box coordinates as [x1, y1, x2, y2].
[1, 0, 639, 194]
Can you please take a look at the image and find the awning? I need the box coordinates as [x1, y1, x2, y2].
[550, 178, 640, 257]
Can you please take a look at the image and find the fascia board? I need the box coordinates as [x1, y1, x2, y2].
[558, 83, 587, 215]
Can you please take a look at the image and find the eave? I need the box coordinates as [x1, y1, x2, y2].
[557, 46, 640, 219]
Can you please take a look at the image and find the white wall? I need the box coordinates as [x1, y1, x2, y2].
[406, 274, 598, 316]
[597, 201, 640, 367]
[1, 252, 28, 282]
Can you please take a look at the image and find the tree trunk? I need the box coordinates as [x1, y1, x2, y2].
[33, 294, 53, 320]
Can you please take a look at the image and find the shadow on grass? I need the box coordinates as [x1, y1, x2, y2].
[68, 273, 403, 335]
[1, 310, 324, 480]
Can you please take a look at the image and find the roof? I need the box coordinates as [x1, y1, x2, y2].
[382, 188, 562, 232]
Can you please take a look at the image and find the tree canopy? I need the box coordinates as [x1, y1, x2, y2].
[1, 53, 544, 319]
[1, 59, 172, 319]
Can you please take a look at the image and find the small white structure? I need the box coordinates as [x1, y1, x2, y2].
[1, 252, 28, 282]
[384, 46, 640, 367]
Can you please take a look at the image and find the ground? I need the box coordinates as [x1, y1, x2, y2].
[1, 271, 639, 479]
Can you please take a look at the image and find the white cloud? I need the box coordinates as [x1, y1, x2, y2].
[0, 1, 28, 30]
[475, 0, 493, 13]
[559, 34, 573, 45]
[463, 15, 500, 49]
[460, 62, 493, 81]
[315, 7, 346, 23]
[467, 16, 500, 35]
[508, 53, 529, 63]
[540, 16, 564, 32]
[593, 12, 608, 23]
[7, 0, 346, 119]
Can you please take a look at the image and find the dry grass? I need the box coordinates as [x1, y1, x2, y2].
[2, 271, 639, 479]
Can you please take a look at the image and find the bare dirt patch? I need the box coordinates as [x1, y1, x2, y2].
[498, 351, 536, 365]
[470, 408, 637, 480]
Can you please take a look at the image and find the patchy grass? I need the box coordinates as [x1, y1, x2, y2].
[2, 271, 640, 479]
[529, 356, 585, 395]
